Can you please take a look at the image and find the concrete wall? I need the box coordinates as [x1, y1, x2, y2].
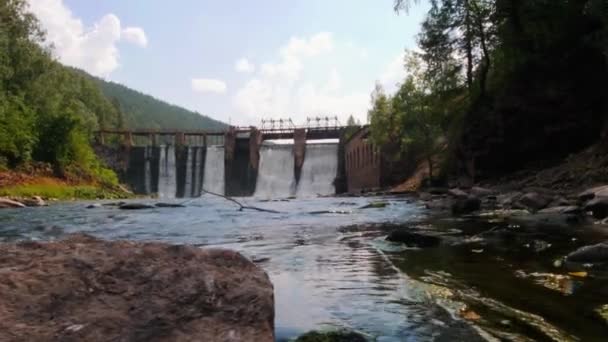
[345, 128, 381, 193]
[225, 134, 257, 197]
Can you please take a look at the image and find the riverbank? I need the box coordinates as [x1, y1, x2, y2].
[0, 169, 134, 203]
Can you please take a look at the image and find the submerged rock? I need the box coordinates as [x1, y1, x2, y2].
[359, 201, 388, 209]
[538, 206, 581, 215]
[584, 197, 608, 219]
[448, 188, 468, 199]
[0, 198, 25, 208]
[566, 242, 608, 264]
[518, 192, 552, 211]
[451, 196, 481, 216]
[155, 202, 186, 208]
[595, 304, 608, 326]
[578, 185, 608, 202]
[386, 230, 441, 248]
[471, 186, 494, 197]
[0, 234, 275, 342]
[294, 329, 368, 342]
[118, 203, 155, 210]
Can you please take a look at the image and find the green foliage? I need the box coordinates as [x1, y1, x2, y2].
[380, 0, 608, 180]
[0, 0, 121, 182]
[369, 53, 449, 180]
[1, 0, 227, 187]
[0, 184, 130, 200]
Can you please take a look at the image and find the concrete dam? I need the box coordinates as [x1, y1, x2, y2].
[95, 125, 372, 198]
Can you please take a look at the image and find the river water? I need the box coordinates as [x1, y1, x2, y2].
[1, 196, 608, 341]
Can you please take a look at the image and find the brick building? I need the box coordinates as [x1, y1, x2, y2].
[344, 126, 382, 192]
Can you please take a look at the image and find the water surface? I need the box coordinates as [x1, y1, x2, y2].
[1, 196, 607, 340]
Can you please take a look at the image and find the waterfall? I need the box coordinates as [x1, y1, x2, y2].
[203, 146, 225, 195]
[157, 145, 176, 198]
[254, 143, 295, 199]
[296, 143, 339, 197]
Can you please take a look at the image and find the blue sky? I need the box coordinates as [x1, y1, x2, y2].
[29, 0, 429, 126]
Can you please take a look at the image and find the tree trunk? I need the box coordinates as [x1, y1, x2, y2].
[463, 0, 474, 92]
[472, 1, 491, 97]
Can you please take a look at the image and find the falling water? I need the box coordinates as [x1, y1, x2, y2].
[296, 143, 339, 197]
[203, 146, 225, 195]
[254, 143, 296, 199]
[157, 145, 176, 198]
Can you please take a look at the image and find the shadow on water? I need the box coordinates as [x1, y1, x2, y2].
[383, 216, 608, 341]
[1, 197, 608, 340]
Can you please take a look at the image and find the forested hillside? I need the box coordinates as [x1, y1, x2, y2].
[0, 0, 119, 182]
[369, 0, 608, 185]
[0, 0, 226, 184]
[87, 73, 227, 131]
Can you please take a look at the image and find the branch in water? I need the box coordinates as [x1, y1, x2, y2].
[201, 189, 282, 214]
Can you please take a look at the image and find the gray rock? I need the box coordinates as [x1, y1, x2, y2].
[566, 242, 608, 263]
[451, 196, 481, 216]
[471, 186, 494, 197]
[578, 185, 608, 202]
[585, 197, 608, 219]
[0, 198, 26, 208]
[418, 192, 433, 201]
[539, 206, 582, 215]
[448, 188, 468, 199]
[549, 197, 572, 207]
[497, 192, 522, 208]
[518, 192, 552, 211]
[22, 196, 47, 207]
[86, 203, 102, 209]
[386, 230, 441, 248]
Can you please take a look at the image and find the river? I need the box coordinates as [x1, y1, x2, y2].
[1, 195, 607, 341]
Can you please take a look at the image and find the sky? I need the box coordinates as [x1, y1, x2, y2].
[27, 0, 429, 126]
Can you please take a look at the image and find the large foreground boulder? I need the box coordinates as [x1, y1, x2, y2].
[0, 234, 274, 342]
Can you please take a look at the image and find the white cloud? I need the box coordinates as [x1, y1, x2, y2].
[27, 0, 147, 77]
[379, 52, 407, 93]
[234, 32, 373, 125]
[122, 27, 148, 47]
[231, 34, 412, 126]
[235, 58, 255, 73]
[192, 78, 227, 94]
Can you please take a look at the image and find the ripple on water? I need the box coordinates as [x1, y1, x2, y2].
[0, 196, 484, 340]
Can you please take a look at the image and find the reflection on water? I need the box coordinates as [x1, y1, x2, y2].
[1, 197, 608, 340]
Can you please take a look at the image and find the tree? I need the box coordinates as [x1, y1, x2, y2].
[346, 115, 357, 126]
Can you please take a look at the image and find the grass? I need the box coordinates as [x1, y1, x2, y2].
[0, 183, 132, 200]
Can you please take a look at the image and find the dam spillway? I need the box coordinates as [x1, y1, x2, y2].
[121, 139, 341, 199]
